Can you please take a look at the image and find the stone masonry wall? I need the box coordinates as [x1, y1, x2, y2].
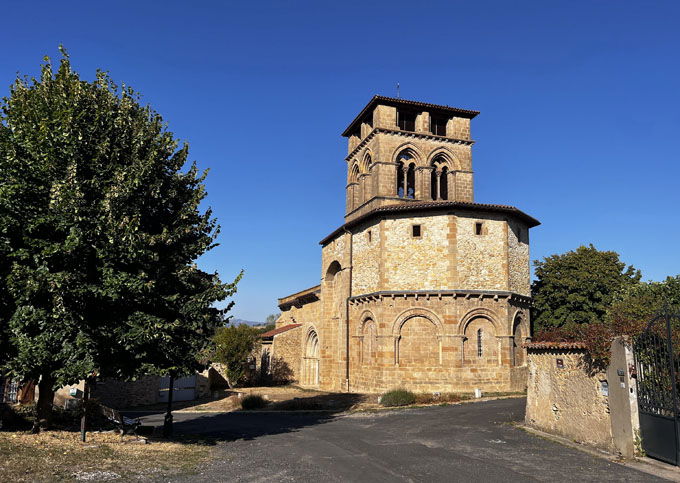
[277, 297, 321, 327]
[456, 214, 507, 291]
[53, 377, 160, 409]
[271, 326, 303, 383]
[507, 219, 530, 296]
[345, 294, 531, 393]
[350, 211, 525, 295]
[319, 232, 351, 391]
[381, 214, 450, 291]
[351, 219, 381, 294]
[525, 348, 613, 451]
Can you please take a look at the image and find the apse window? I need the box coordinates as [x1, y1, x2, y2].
[475, 222, 483, 236]
[412, 224, 422, 238]
[367, 230, 372, 243]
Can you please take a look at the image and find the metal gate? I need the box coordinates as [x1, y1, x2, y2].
[634, 312, 680, 465]
[158, 374, 197, 403]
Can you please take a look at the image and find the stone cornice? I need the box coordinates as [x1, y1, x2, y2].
[323, 200, 540, 245]
[344, 196, 420, 219]
[346, 128, 475, 162]
[278, 285, 322, 310]
[348, 290, 532, 306]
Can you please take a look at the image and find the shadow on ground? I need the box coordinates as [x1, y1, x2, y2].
[127, 393, 367, 444]
[263, 392, 366, 411]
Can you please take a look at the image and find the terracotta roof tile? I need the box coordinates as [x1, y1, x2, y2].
[260, 324, 302, 339]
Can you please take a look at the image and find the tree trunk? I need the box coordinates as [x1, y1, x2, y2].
[32, 376, 55, 433]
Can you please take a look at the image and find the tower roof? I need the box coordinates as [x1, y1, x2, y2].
[341, 95, 480, 137]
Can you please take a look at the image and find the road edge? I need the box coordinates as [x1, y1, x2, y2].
[516, 424, 680, 482]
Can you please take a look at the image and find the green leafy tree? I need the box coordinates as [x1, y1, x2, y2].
[532, 244, 640, 333]
[0, 48, 240, 429]
[609, 275, 680, 323]
[212, 324, 261, 388]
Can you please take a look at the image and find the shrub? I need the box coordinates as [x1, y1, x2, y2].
[380, 389, 416, 407]
[0, 403, 33, 430]
[241, 395, 267, 410]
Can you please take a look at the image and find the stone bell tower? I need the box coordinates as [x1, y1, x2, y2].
[341, 96, 479, 222]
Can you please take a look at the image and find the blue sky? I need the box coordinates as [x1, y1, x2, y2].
[2, 1, 679, 322]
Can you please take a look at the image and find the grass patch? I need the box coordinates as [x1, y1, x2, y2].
[414, 392, 473, 405]
[241, 394, 268, 410]
[483, 391, 526, 398]
[0, 431, 212, 481]
[380, 389, 416, 407]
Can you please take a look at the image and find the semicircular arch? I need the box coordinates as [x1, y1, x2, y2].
[511, 309, 529, 336]
[391, 307, 443, 336]
[458, 307, 500, 335]
[426, 147, 462, 171]
[357, 309, 378, 335]
[392, 143, 424, 166]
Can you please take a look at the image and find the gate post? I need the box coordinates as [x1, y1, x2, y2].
[666, 314, 680, 466]
[607, 337, 639, 458]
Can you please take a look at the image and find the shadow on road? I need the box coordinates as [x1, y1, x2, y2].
[128, 393, 366, 445]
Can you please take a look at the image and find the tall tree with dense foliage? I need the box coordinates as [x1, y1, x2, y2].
[609, 275, 680, 323]
[212, 324, 261, 388]
[532, 244, 640, 333]
[0, 48, 240, 429]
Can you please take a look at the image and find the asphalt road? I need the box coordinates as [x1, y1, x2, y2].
[135, 398, 664, 482]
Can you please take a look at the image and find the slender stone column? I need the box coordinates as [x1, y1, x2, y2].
[435, 170, 442, 200]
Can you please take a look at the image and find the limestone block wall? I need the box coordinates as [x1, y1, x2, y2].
[351, 220, 381, 294]
[349, 211, 525, 295]
[346, 294, 531, 393]
[456, 214, 507, 291]
[271, 326, 303, 383]
[277, 297, 321, 327]
[381, 214, 450, 291]
[319, 233, 352, 391]
[525, 346, 613, 451]
[507, 219, 531, 296]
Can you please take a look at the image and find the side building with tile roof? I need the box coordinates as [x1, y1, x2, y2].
[268, 96, 539, 393]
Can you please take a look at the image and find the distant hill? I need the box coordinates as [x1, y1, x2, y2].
[230, 318, 265, 327]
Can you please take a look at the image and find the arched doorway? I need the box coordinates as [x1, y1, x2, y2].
[304, 330, 320, 386]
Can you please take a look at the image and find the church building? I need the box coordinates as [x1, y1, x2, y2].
[264, 96, 539, 393]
